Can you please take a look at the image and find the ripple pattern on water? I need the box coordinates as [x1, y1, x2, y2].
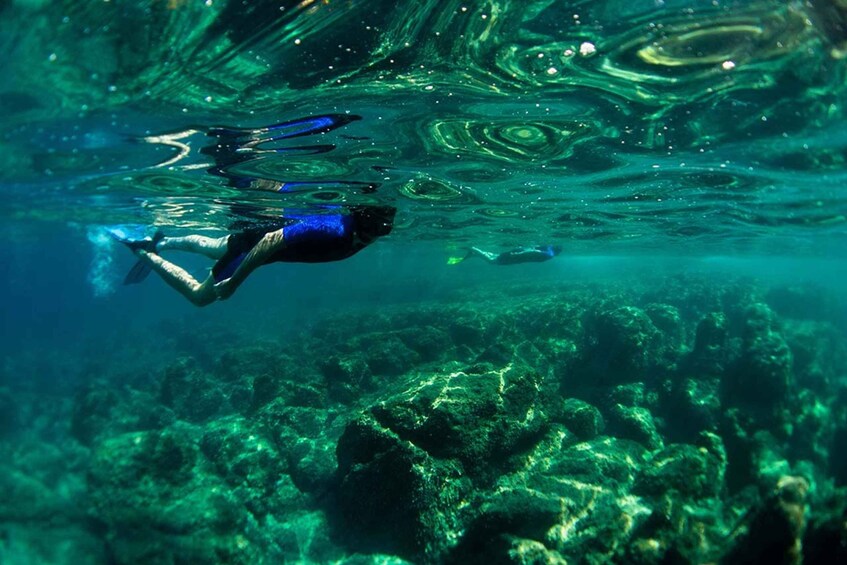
[1, 0, 846, 254]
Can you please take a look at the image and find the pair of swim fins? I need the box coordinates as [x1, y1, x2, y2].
[106, 225, 163, 285]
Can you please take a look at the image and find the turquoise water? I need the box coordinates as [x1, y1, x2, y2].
[3, 0, 846, 254]
[1, 1, 847, 563]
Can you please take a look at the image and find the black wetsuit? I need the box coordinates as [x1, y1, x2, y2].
[493, 245, 559, 265]
[212, 212, 364, 283]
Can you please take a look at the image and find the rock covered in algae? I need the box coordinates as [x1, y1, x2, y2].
[87, 426, 253, 563]
[449, 489, 564, 563]
[334, 361, 553, 558]
[320, 354, 373, 402]
[160, 357, 227, 423]
[723, 303, 793, 419]
[555, 398, 605, 440]
[661, 374, 722, 440]
[70, 387, 118, 445]
[634, 441, 725, 500]
[722, 476, 809, 565]
[71, 383, 173, 446]
[606, 403, 664, 450]
[688, 311, 731, 375]
[7, 277, 847, 563]
[335, 413, 471, 559]
[783, 319, 847, 392]
[577, 304, 679, 384]
[366, 363, 549, 479]
[394, 325, 454, 362]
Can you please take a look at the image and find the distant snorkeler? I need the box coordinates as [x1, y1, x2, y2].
[109, 205, 396, 307]
[449, 245, 562, 265]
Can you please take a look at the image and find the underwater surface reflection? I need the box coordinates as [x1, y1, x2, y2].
[0, 1, 846, 564]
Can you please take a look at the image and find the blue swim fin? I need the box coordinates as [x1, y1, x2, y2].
[123, 259, 152, 285]
[208, 114, 361, 141]
[108, 226, 164, 254]
[107, 224, 148, 244]
[108, 225, 163, 285]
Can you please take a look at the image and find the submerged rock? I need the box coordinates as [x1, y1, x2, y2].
[7, 277, 847, 563]
[449, 489, 563, 564]
[662, 375, 722, 440]
[369, 363, 549, 480]
[199, 417, 292, 515]
[70, 386, 117, 445]
[395, 325, 453, 362]
[504, 538, 568, 565]
[688, 311, 731, 375]
[249, 373, 280, 411]
[831, 424, 847, 486]
[634, 442, 725, 500]
[556, 398, 604, 440]
[288, 437, 337, 495]
[160, 358, 226, 423]
[581, 305, 665, 383]
[722, 476, 809, 565]
[357, 334, 421, 377]
[321, 354, 372, 402]
[723, 304, 793, 420]
[448, 315, 490, 349]
[606, 404, 664, 451]
[335, 414, 471, 560]
[334, 362, 552, 560]
[783, 320, 847, 393]
[88, 426, 252, 563]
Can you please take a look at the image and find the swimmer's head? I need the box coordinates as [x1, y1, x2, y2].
[353, 205, 396, 241]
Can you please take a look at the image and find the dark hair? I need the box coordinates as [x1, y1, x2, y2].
[353, 205, 396, 241]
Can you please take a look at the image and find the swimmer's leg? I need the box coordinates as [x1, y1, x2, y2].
[466, 247, 499, 263]
[135, 251, 218, 307]
[157, 235, 229, 259]
[211, 229, 286, 301]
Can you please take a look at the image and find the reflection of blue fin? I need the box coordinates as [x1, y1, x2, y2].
[123, 259, 152, 285]
[208, 114, 361, 141]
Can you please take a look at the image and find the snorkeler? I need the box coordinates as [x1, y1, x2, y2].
[109, 113, 397, 305]
[108, 112, 395, 306]
[451, 245, 562, 265]
[110, 205, 396, 307]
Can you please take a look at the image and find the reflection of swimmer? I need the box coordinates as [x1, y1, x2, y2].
[450, 245, 562, 265]
[141, 113, 378, 193]
[110, 205, 395, 307]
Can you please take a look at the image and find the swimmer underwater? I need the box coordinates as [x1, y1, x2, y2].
[450, 245, 562, 265]
[110, 205, 395, 307]
[110, 114, 395, 306]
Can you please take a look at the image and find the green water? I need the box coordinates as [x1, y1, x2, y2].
[2, 1, 847, 564]
[3, 0, 846, 254]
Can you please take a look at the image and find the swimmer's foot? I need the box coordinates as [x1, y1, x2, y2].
[109, 226, 164, 254]
[131, 230, 164, 253]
